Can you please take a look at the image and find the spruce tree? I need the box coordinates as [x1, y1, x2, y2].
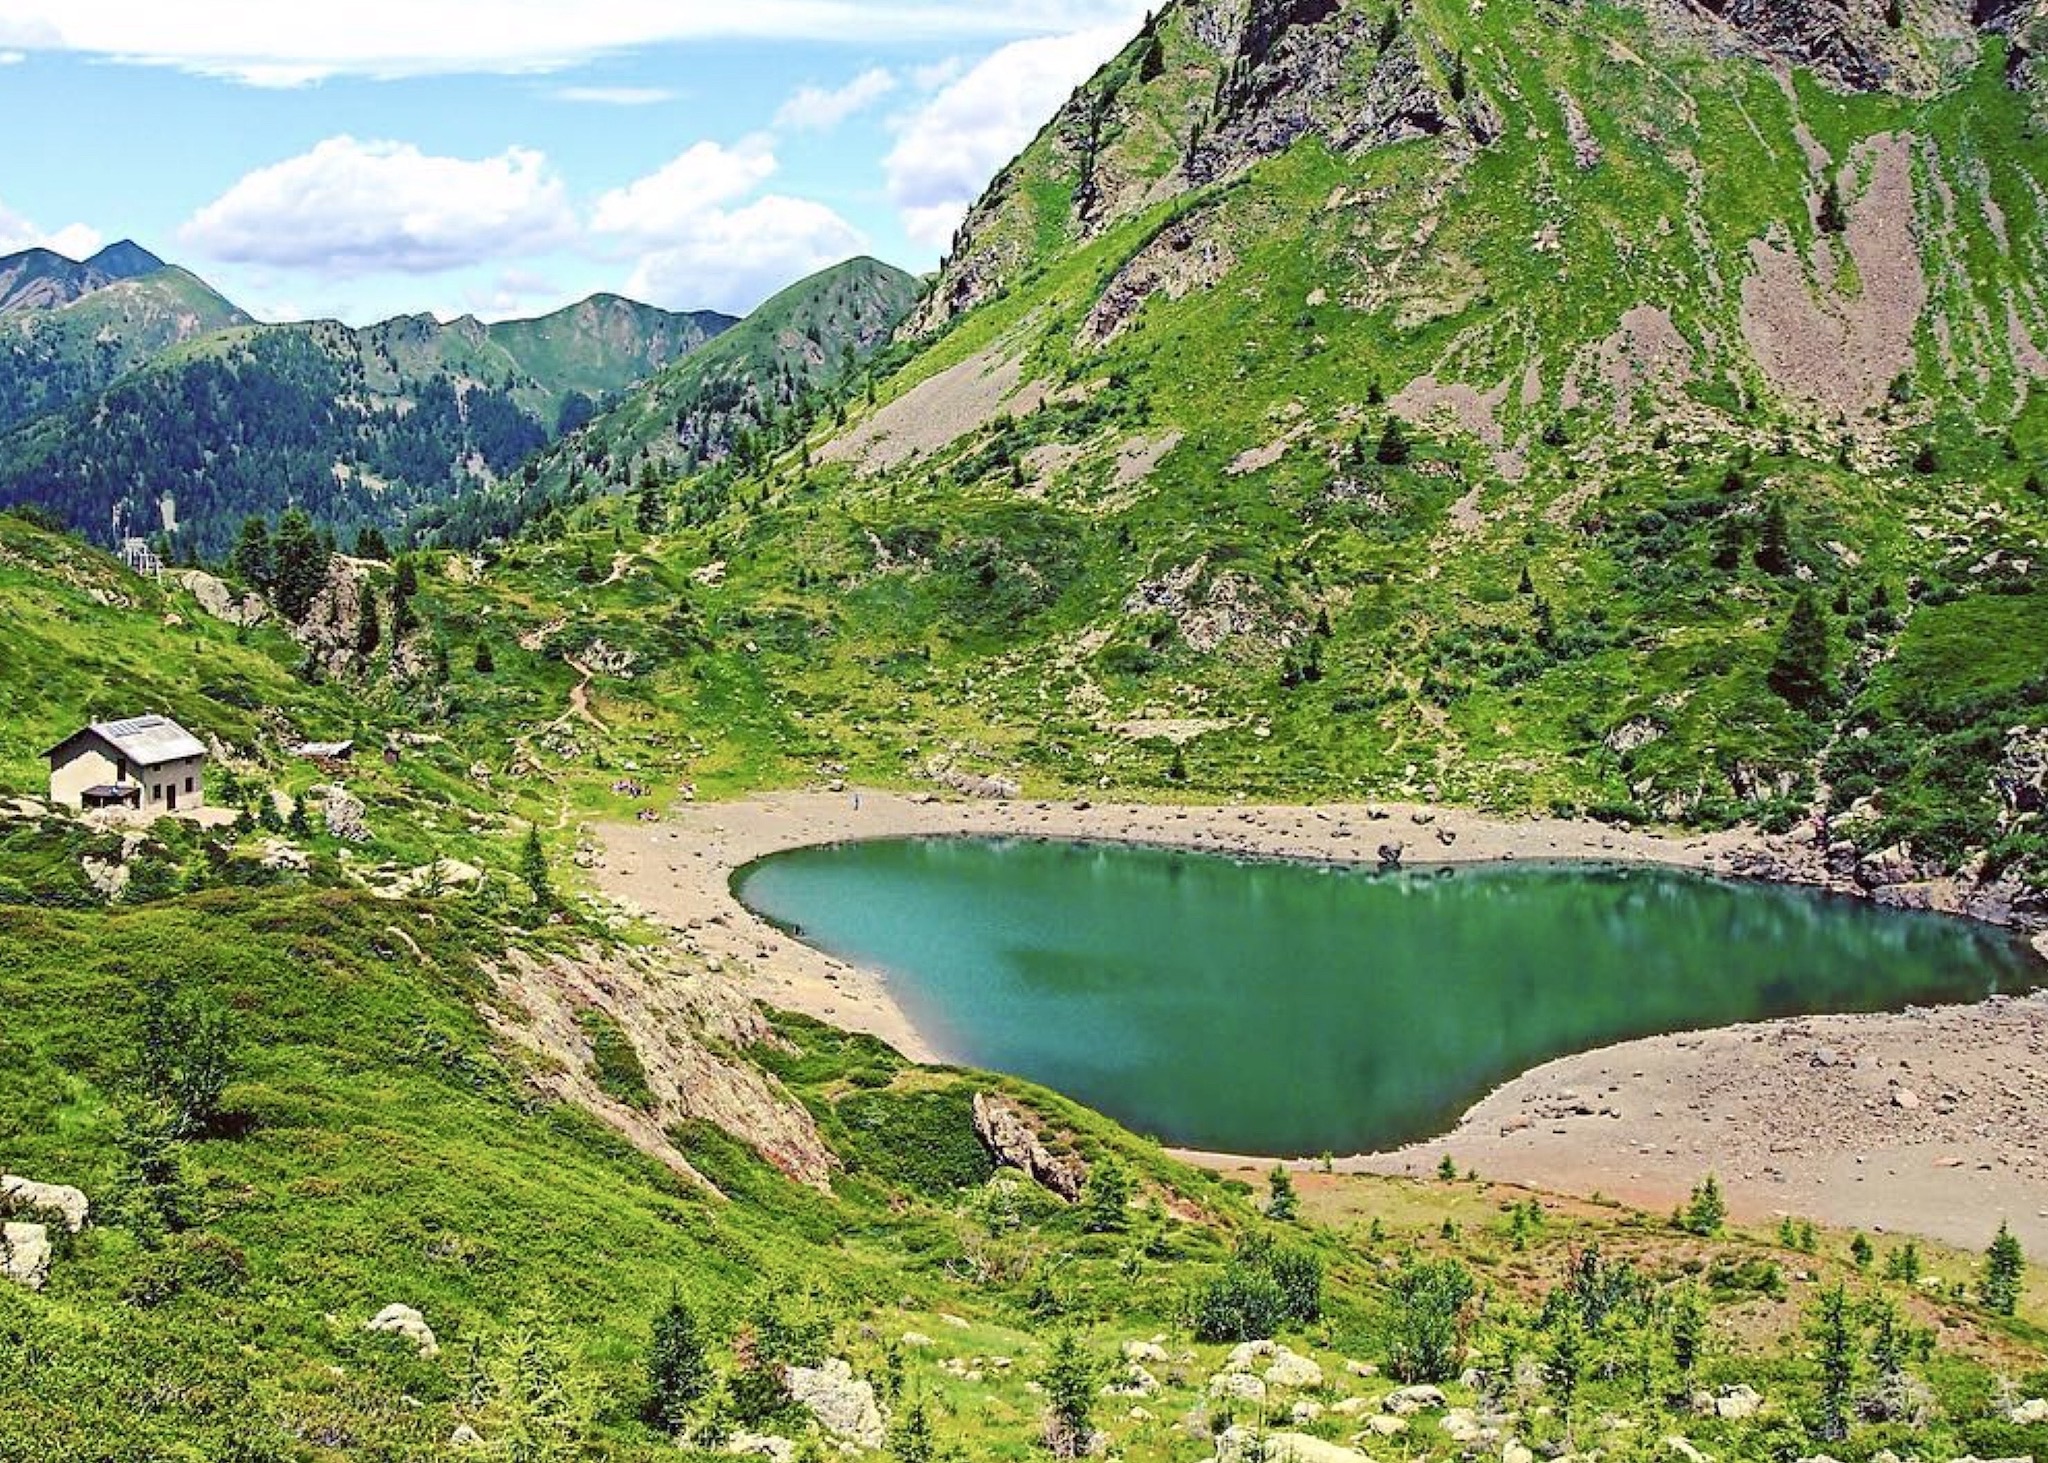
[1266, 1164, 1299, 1221]
[1375, 416, 1413, 465]
[1817, 177, 1849, 234]
[230, 516, 275, 589]
[1042, 1332, 1098, 1458]
[271, 509, 329, 623]
[1682, 1174, 1726, 1236]
[1982, 1221, 2024, 1317]
[520, 825, 553, 908]
[355, 583, 381, 657]
[645, 1291, 712, 1431]
[1809, 1284, 1856, 1442]
[1080, 1157, 1132, 1234]
[1769, 588, 1832, 710]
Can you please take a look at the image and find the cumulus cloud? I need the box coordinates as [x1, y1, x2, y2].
[0, 198, 102, 259]
[550, 85, 676, 106]
[884, 22, 1136, 251]
[591, 138, 778, 240]
[0, 2, 1151, 85]
[0, 51, 24, 65]
[180, 136, 574, 275]
[625, 195, 867, 314]
[592, 140, 867, 313]
[774, 67, 897, 130]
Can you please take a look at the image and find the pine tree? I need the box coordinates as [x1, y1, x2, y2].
[1080, 1157, 1132, 1234]
[520, 825, 553, 908]
[1375, 416, 1412, 465]
[1809, 1284, 1856, 1442]
[473, 640, 495, 675]
[1266, 1164, 1299, 1221]
[645, 1291, 713, 1431]
[1682, 1174, 1726, 1236]
[1851, 1232, 1875, 1271]
[1754, 498, 1793, 575]
[271, 509, 329, 623]
[1981, 1221, 2024, 1317]
[1669, 1282, 1708, 1378]
[1884, 1240, 1921, 1285]
[355, 583, 381, 657]
[1769, 588, 1832, 710]
[888, 1393, 937, 1463]
[229, 516, 275, 589]
[1042, 1332, 1098, 1459]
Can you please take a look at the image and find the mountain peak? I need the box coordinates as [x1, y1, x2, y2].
[84, 240, 167, 280]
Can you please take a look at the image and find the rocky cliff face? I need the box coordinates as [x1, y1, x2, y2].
[908, 0, 2037, 337]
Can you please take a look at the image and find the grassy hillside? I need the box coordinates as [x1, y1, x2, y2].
[452, 0, 2048, 895]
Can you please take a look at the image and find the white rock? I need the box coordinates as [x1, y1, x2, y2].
[2006, 1398, 2048, 1425]
[1215, 1427, 1371, 1462]
[1666, 1438, 1709, 1463]
[900, 1331, 935, 1347]
[1208, 1371, 1268, 1404]
[2, 1222, 50, 1290]
[1505, 1441, 1534, 1463]
[786, 1357, 886, 1449]
[1442, 1407, 1494, 1444]
[1366, 1414, 1410, 1437]
[1384, 1384, 1447, 1416]
[365, 1303, 440, 1358]
[1, 1175, 89, 1233]
[1223, 1338, 1279, 1372]
[1344, 1359, 1379, 1378]
[725, 1432, 796, 1462]
[1291, 1400, 1325, 1423]
[1123, 1339, 1171, 1365]
[449, 1425, 483, 1447]
[1264, 1346, 1325, 1390]
[1712, 1384, 1763, 1420]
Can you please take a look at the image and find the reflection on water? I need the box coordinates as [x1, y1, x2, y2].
[736, 838, 2043, 1155]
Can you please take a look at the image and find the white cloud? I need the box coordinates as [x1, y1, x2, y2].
[625, 195, 867, 315]
[884, 21, 1137, 251]
[180, 136, 574, 276]
[590, 138, 867, 313]
[774, 67, 897, 130]
[550, 85, 676, 106]
[591, 137, 778, 240]
[0, 51, 24, 64]
[0, 2, 1152, 85]
[0, 198, 102, 259]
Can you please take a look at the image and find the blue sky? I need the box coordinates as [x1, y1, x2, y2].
[0, 2, 1149, 324]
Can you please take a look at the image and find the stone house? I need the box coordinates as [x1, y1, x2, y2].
[45, 715, 208, 815]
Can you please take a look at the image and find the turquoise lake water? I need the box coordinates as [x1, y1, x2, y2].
[734, 837, 2044, 1155]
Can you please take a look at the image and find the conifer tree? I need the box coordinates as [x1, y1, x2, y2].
[1266, 1164, 1299, 1221]
[1080, 1157, 1132, 1234]
[521, 825, 553, 908]
[645, 1291, 712, 1432]
[1769, 588, 1832, 710]
[1982, 1221, 2024, 1317]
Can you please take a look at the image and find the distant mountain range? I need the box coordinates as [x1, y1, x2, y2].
[0, 243, 915, 559]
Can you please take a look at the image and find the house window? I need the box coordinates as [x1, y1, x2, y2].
[185, 776, 195, 794]
[151, 785, 162, 803]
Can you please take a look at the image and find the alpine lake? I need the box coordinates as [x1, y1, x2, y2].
[735, 837, 2044, 1156]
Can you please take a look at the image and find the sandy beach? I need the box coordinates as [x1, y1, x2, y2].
[592, 788, 2048, 1253]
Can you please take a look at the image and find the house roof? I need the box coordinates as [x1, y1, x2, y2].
[46, 715, 206, 766]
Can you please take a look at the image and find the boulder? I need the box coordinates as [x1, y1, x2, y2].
[786, 1357, 886, 1449]
[1505, 1442, 1534, 1463]
[1, 1175, 89, 1233]
[1441, 1407, 1494, 1444]
[970, 1092, 1086, 1201]
[173, 569, 268, 627]
[1123, 1339, 1170, 1365]
[725, 1433, 796, 1463]
[1709, 1384, 1763, 1420]
[1214, 1427, 1370, 1462]
[1365, 1414, 1410, 1437]
[2, 1222, 50, 1290]
[1377, 841, 1405, 869]
[365, 1302, 440, 1357]
[1223, 1339, 1279, 1372]
[1384, 1384, 1447, 1415]
[320, 786, 372, 844]
[1264, 1347, 1325, 1390]
[449, 1425, 483, 1447]
[2005, 1397, 2048, 1424]
[1208, 1371, 1268, 1404]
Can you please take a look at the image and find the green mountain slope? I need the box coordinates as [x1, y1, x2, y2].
[0, 245, 253, 434]
[512, 0, 2046, 893]
[0, 287, 737, 561]
[2, 510, 2046, 1460]
[417, 256, 919, 546]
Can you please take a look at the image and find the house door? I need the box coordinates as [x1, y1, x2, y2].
[167, 787, 178, 811]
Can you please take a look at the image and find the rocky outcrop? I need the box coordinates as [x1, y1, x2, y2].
[1, 1175, 89, 1233]
[485, 945, 836, 1191]
[365, 1302, 440, 1357]
[785, 1358, 886, 1449]
[1, 1222, 50, 1290]
[172, 569, 268, 627]
[318, 785, 372, 844]
[1994, 725, 2048, 822]
[971, 1092, 1087, 1200]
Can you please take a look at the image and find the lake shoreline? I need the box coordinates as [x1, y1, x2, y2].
[592, 787, 2048, 1253]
